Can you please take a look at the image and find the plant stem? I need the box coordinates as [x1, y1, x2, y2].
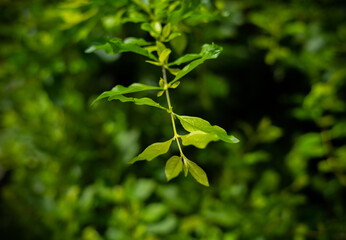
[162, 66, 184, 156]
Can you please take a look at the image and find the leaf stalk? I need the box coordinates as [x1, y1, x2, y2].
[162, 66, 184, 157]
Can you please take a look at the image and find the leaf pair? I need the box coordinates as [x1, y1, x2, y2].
[167, 43, 223, 86]
[176, 115, 239, 148]
[165, 155, 209, 186]
[128, 137, 209, 187]
[86, 37, 157, 61]
[91, 82, 168, 111]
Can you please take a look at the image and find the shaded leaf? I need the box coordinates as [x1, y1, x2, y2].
[86, 38, 157, 60]
[130, 139, 174, 163]
[165, 156, 183, 181]
[92, 83, 161, 105]
[109, 38, 158, 60]
[184, 156, 209, 187]
[180, 131, 219, 149]
[161, 23, 171, 40]
[176, 115, 239, 144]
[85, 42, 113, 54]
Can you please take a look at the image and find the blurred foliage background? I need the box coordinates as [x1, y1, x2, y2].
[1, 0, 346, 239]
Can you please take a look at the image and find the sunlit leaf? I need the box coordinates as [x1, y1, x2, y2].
[176, 115, 239, 143]
[159, 48, 171, 64]
[130, 139, 174, 163]
[184, 156, 209, 187]
[169, 81, 180, 88]
[108, 95, 168, 111]
[170, 58, 205, 84]
[156, 41, 166, 56]
[157, 90, 164, 97]
[92, 83, 161, 105]
[168, 43, 223, 85]
[146, 60, 162, 66]
[180, 131, 219, 149]
[165, 155, 183, 181]
[167, 68, 180, 76]
[168, 54, 201, 66]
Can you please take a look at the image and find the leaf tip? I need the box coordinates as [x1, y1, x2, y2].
[229, 135, 240, 143]
[85, 46, 96, 53]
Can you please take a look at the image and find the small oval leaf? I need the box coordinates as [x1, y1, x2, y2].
[159, 48, 172, 64]
[130, 139, 174, 163]
[180, 131, 219, 149]
[184, 156, 209, 187]
[165, 156, 183, 181]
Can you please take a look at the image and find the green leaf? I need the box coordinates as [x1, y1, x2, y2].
[167, 68, 180, 76]
[123, 37, 152, 46]
[165, 156, 183, 181]
[86, 38, 157, 60]
[180, 131, 219, 149]
[159, 48, 171, 64]
[141, 22, 162, 39]
[92, 83, 161, 105]
[183, 159, 189, 176]
[157, 90, 164, 97]
[146, 60, 162, 66]
[169, 81, 180, 88]
[108, 95, 168, 111]
[184, 156, 209, 187]
[166, 32, 182, 42]
[176, 115, 239, 144]
[168, 54, 201, 66]
[170, 58, 205, 83]
[85, 42, 113, 54]
[122, 9, 149, 23]
[161, 23, 171, 40]
[109, 38, 158, 60]
[130, 139, 174, 163]
[168, 43, 223, 85]
[156, 41, 166, 56]
[169, 33, 187, 53]
[200, 43, 223, 59]
[133, 0, 151, 14]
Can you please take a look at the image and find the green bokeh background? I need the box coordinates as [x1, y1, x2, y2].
[1, 0, 346, 239]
